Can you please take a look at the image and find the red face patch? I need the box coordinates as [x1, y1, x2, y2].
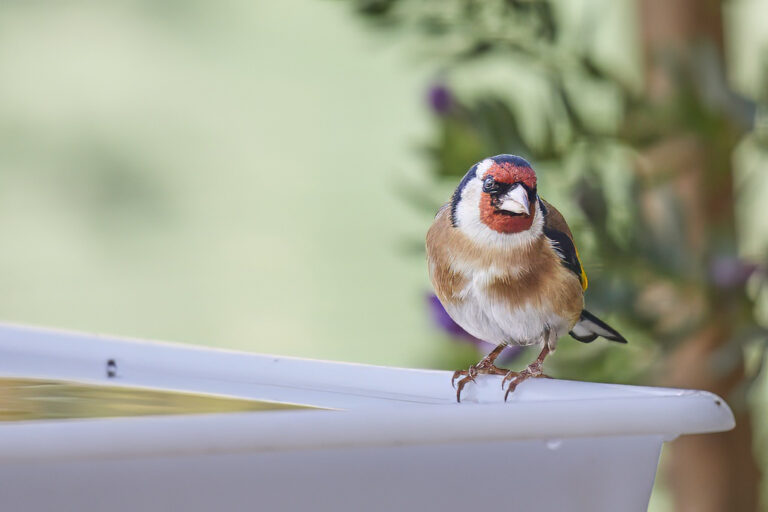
[479, 162, 536, 234]
[479, 195, 535, 233]
[480, 162, 536, 188]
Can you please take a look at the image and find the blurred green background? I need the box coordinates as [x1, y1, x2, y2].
[1, 1, 768, 511]
[0, 0, 444, 366]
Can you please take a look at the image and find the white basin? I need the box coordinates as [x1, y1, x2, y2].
[0, 324, 734, 512]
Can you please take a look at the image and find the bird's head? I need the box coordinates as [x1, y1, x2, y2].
[450, 155, 543, 246]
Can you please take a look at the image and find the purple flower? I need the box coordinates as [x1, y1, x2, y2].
[709, 256, 760, 288]
[427, 82, 453, 115]
[427, 293, 481, 343]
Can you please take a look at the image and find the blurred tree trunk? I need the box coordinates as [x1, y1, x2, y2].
[637, 1, 761, 511]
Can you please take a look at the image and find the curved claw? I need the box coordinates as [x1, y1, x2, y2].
[504, 369, 551, 401]
[454, 369, 479, 402]
[451, 368, 474, 390]
[456, 379, 466, 403]
[501, 371, 519, 389]
[452, 360, 511, 402]
[451, 370, 462, 389]
[503, 375, 521, 401]
[455, 374, 477, 403]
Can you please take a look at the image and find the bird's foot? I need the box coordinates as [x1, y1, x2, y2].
[452, 359, 509, 403]
[502, 360, 551, 401]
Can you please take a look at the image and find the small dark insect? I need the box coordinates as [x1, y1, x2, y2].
[106, 359, 117, 378]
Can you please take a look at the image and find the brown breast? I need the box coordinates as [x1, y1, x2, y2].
[426, 206, 584, 327]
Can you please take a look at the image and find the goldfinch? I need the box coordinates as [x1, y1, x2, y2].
[426, 155, 627, 402]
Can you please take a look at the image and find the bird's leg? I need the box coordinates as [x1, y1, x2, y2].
[502, 342, 553, 401]
[452, 343, 509, 402]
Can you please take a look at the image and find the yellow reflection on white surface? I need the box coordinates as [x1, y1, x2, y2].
[0, 377, 316, 421]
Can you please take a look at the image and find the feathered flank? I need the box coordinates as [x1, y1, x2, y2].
[569, 310, 628, 344]
[540, 199, 588, 291]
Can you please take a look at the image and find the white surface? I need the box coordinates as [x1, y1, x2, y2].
[0, 323, 735, 512]
[0, 437, 664, 512]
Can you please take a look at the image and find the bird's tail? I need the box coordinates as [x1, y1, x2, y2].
[569, 310, 628, 344]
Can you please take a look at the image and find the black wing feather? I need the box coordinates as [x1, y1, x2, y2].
[539, 199, 585, 287]
[544, 227, 584, 281]
[569, 310, 628, 344]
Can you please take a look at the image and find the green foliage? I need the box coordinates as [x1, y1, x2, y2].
[351, 0, 768, 385]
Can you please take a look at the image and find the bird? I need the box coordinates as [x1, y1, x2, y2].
[425, 154, 627, 402]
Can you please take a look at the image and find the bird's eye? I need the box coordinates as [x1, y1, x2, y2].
[482, 177, 496, 193]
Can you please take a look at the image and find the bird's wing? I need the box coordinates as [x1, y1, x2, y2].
[539, 198, 588, 291]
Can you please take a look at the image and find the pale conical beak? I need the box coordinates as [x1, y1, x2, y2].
[499, 184, 530, 215]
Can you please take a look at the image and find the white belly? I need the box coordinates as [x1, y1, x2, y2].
[442, 277, 569, 347]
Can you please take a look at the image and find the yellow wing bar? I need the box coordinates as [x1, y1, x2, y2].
[574, 245, 588, 291]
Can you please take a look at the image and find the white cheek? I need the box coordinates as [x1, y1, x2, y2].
[454, 179, 483, 231]
[455, 180, 543, 249]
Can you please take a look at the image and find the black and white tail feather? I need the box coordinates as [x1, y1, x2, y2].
[569, 310, 628, 344]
